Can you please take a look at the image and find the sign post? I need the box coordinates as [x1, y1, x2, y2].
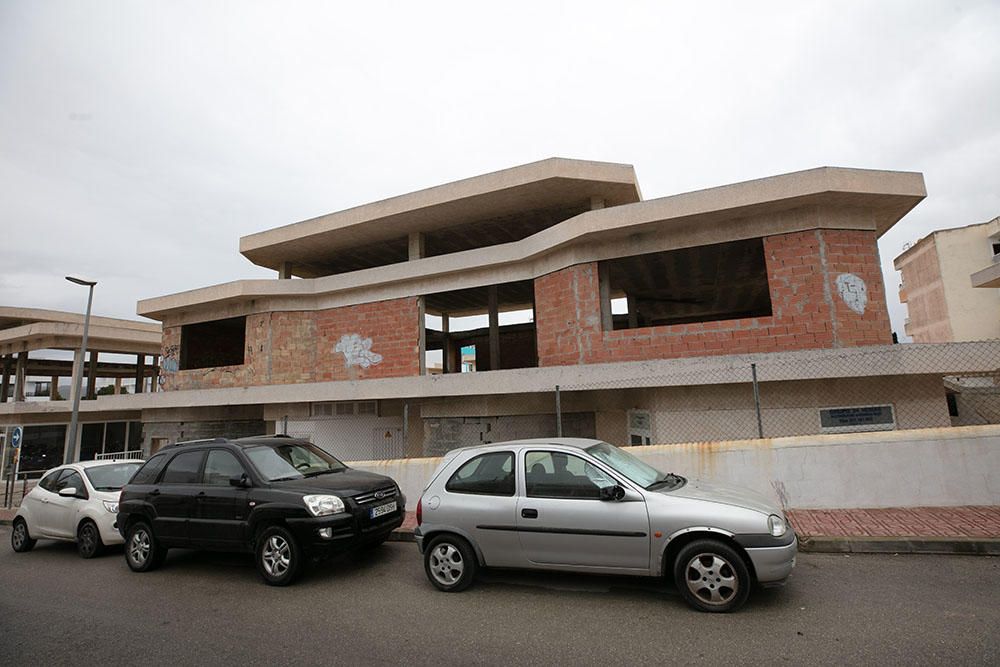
[5, 426, 23, 509]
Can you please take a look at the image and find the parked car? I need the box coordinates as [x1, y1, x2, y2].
[10, 459, 145, 558]
[116, 436, 405, 585]
[414, 438, 796, 612]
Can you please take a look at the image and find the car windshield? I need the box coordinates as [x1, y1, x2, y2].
[585, 442, 684, 490]
[244, 442, 347, 482]
[83, 462, 144, 491]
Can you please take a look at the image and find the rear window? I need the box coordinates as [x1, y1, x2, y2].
[129, 455, 169, 485]
[446, 452, 515, 496]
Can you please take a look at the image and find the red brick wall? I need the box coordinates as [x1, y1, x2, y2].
[159, 297, 421, 390]
[535, 229, 891, 366]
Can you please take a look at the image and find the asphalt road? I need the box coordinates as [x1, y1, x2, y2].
[0, 527, 997, 666]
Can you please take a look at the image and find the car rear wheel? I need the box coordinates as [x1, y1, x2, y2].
[125, 521, 167, 572]
[255, 525, 303, 586]
[11, 518, 36, 553]
[77, 520, 105, 558]
[673, 539, 751, 613]
[424, 534, 477, 592]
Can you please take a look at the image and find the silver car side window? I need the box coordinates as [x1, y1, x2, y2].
[524, 451, 616, 499]
[445, 451, 515, 496]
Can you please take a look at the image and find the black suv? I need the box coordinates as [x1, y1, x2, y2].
[117, 436, 405, 585]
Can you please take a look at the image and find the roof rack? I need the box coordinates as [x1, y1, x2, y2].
[167, 437, 229, 448]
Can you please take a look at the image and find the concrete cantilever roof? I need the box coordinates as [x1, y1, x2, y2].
[239, 157, 642, 272]
[140, 165, 926, 323]
[0, 307, 162, 356]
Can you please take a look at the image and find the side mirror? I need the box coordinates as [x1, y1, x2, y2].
[229, 474, 251, 488]
[58, 487, 79, 498]
[599, 484, 626, 502]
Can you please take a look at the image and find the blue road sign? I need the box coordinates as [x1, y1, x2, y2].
[10, 426, 22, 449]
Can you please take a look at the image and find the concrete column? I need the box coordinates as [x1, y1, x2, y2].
[1, 355, 10, 403]
[134, 354, 146, 394]
[50, 375, 59, 400]
[488, 286, 500, 371]
[598, 266, 613, 331]
[278, 262, 294, 279]
[417, 296, 427, 376]
[408, 232, 425, 261]
[150, 354, 159, 392]
[114, 377, 122, 395]
[86, 351, 98, 399]
[14, 351, 28, 402]
[441, 314, 452, 374]
[627, 294, 638, 329]
[67, 349, 83, 404]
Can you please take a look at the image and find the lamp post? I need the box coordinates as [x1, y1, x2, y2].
[65, 276, 97, 463]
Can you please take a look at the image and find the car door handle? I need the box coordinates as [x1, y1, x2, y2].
[196, 492, 207, 502]
[521, 508, 538, 519]
[149, 489, 160, 496]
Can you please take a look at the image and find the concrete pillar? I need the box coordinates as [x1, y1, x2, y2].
[67, 349, 83, 404]
[278, 262, 294, 279]
[627, 294, 638, 329]
[114, 377, 122, 395]
[408, 232, 425, 261]
[598, 267, 613, 331]
[417, 296, 427, 376]
[442, 314, 452, 374]
[50, 375, 59, 400]
[86, 351, 98, 399]
[590, 196, 606, 210]
[150, 354, 159, 392]
[488, 286, 500, 371]
[1, 355, 10, 403]
[134, 354, 146, 394]
[14, 351, 28, 402]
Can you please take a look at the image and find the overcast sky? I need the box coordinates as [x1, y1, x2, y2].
[2, 1, 998, 340]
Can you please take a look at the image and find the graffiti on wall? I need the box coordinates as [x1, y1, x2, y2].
[835, 273, 868, 315]
[335, 334, 383, 369]
[159, 345, 179, 386]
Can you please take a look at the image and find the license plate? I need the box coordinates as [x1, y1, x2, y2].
[370, 501, 397, 519]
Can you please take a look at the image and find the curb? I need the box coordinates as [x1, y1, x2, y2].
[798, 536, 1000, 556]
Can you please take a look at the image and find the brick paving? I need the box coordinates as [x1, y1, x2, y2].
[786, 506, 1000, 538]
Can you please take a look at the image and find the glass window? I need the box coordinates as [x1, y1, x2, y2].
[160, 451, 205, 485]
[84, 463, 144, 491]
[446, 452, 515, 496]
[204, 450, 246, 485]
[524, 451, 616, 499]
[105, 422, 127, 454]
[80, 424, 105, 461]
[131, 454, 168, 485]
[585, 442, 664, 489]
[244, 442, 346, 482]
[38, 468, 64, 492]
[52, 470, 86, 496]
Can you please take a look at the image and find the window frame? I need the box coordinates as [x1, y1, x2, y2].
[523, 449, 621, 501]
[445, 451, 516, 497]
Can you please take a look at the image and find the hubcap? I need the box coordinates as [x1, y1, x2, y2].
[12, 523, 25, 548]
[261, 535, 291, 578]
[81, 525, 95, 553]
[428, 543, 464, 586]
[685, 553, 738, 606]
[129, 529, 151, 565]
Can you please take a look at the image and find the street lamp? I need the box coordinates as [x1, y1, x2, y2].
[65, 276, 97, 463]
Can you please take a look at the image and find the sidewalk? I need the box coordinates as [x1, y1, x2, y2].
[3, 506, 997, 555]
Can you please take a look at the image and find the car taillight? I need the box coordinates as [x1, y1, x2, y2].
[416, 496, 423, 526]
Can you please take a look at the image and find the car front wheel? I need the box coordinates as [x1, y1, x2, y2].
[255, 525, 303, 586]
[424, 534, 477, 592]
[125, 521, 167, 572]
[673, 539, 752, 613]
[77, 520, 105, 558]
[11, 518, 36, 553]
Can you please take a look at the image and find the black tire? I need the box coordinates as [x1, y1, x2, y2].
[124, 520, 167, 572]
[11, 518, 36, 553]
[673, 539, 752, 613]
[255, 525, 304, 586]
[77, 520, 105, 559]
[424, 534, 477, 592]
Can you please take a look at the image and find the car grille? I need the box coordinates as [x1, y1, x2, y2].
[352, 486, 397, 505]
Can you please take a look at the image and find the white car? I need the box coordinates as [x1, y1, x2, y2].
[10, 459, 144, 558]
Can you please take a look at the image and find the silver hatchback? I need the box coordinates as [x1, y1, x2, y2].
[415, 438, 796, 612]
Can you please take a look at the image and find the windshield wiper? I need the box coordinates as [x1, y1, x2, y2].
[303, 469, 340, 478]
[269, 475, 303, 482]
[646, 473, 684, 490]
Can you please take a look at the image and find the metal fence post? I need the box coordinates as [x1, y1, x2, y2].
[751, 363, 764, 439]
[402, 402, 409, 450]
[555, 385, 562, 437]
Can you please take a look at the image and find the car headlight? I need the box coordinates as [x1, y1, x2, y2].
[103, 501, 119, 513]
[303, 494, 346, 517]
[768, 514, 787, 537]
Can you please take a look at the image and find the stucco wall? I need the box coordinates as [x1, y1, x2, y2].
[350, 424, 1000, 511]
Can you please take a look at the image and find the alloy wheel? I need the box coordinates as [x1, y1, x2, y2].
[129, 528, 151, 565]
[685, 553, 739, 606]
[262, 535, 291, 578]
[80, 524, 96, 555]
[12, 522, 26, 549]
[429, 543, 464, 586]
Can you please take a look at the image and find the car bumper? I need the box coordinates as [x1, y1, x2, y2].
[286, 505, 405, 556]
[96, 513, 125, 546]
[745, 535, 797, 586]
[414, 526, 424, 553]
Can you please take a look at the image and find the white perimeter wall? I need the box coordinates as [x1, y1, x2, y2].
[349, 425, 1000, 511]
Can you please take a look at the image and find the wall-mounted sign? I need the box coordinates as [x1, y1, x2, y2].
[819, 405, 895, 433]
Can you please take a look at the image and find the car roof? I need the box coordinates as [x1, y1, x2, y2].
[443, 437, 603, 457]
[161, 435, 309, 451]
[72, 459, 145, 469]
